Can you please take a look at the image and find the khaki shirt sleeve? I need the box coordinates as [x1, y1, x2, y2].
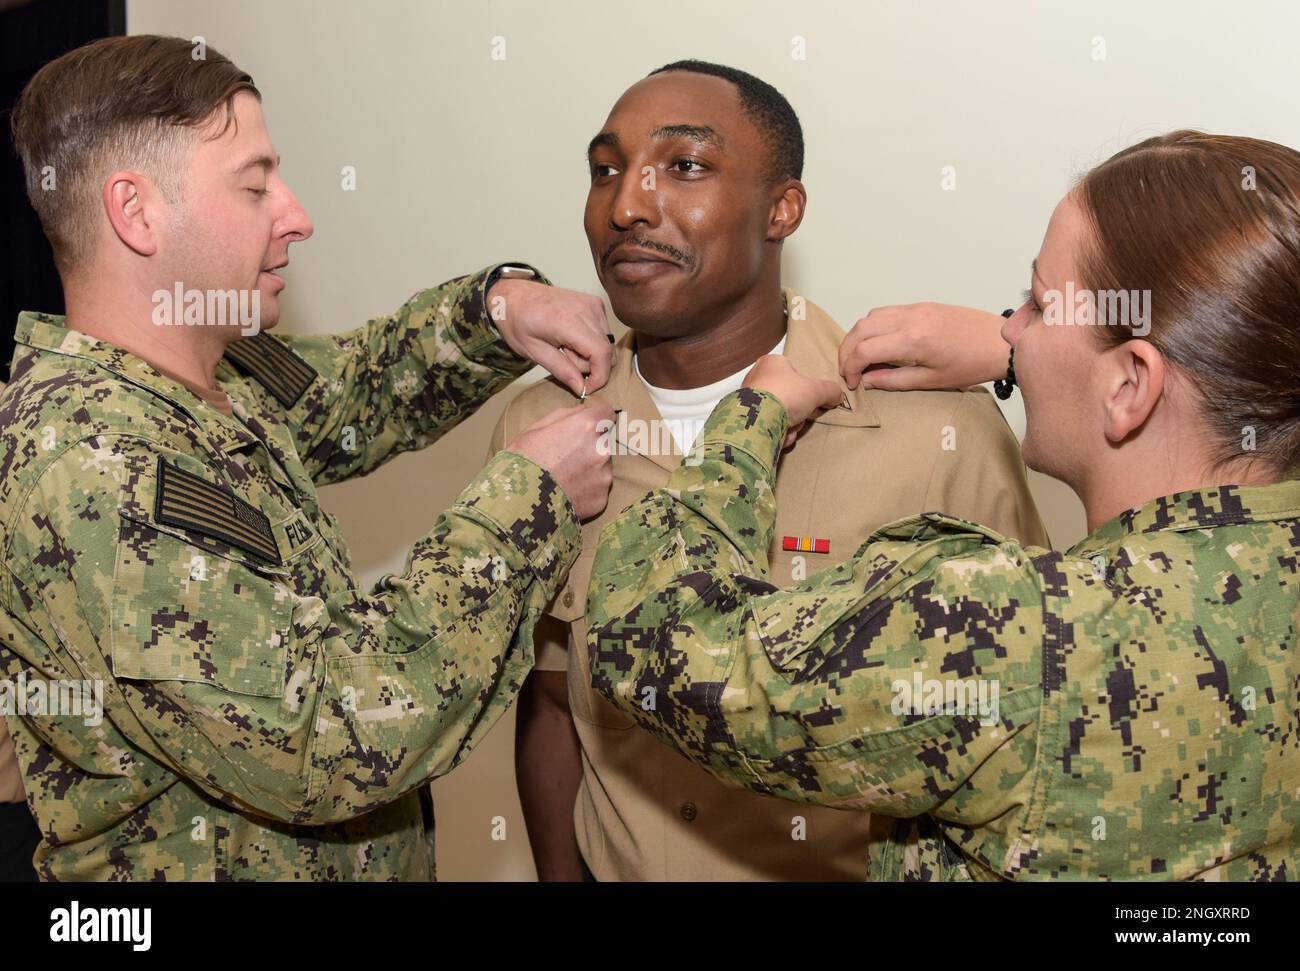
[923, 389, 1051, 549]
[3, 435, 579, 826]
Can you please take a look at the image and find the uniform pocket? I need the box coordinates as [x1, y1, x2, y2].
[110, 454, 302, 700]
[111, 511, 295, 698]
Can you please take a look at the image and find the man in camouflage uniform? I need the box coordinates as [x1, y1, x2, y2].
[587, 377, 1300, 880]
[1, 36, 615, 880]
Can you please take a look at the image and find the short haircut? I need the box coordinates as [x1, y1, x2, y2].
[648, 59, 804, 183]
[10, 34, 260, 273]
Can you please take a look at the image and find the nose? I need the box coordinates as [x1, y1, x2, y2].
[609, 168, 659, 231]
[275, 180, 314, 243]
[1001, 301, 1030, 347]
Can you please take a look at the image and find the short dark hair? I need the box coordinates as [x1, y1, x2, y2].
[648, 59, 803, 183]
[11, 34, 259, 272]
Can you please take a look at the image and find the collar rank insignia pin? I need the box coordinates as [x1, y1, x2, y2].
[782, 535, 830, 554]
[839, 391, 851, 411]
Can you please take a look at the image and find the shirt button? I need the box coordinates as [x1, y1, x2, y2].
[680, 801, 697, 822]
[562, 590, 575, 608]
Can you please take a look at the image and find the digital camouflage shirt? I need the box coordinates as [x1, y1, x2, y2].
[0, 265, 579, 880]
[587, 388, 1300, 881]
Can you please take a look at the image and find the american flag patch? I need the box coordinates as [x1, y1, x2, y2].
[154, 458, 282, 564]
[223, 331, 318, 408]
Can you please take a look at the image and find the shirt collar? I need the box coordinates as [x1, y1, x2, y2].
[780, 289, 880, 428]
[1073, 479, 1300, 556]
[583, 290, 878, 468]
[12, 311, 260, 454]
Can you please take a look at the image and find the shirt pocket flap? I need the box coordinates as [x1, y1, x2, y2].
[112, 457, 296, 698]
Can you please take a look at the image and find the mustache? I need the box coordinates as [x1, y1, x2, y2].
[601, 235, 693, 270]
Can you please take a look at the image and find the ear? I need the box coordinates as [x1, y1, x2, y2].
[103, 170, 160, 258]
[1101, 339, 1166, 443]
[766, 179, 806, 243]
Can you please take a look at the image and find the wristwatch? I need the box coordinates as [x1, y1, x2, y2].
[486, 263, 539, 292]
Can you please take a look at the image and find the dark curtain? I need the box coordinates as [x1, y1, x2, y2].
[1, 0, 125, 382]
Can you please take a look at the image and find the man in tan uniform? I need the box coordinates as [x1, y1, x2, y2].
[492, 61, 1050, 881]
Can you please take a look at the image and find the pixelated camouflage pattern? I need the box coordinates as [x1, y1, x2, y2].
[0, 264, 581, 880]
[588, 387, 1300, 881]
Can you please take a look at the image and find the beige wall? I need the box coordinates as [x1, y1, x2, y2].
[127, 0, 1300, 879]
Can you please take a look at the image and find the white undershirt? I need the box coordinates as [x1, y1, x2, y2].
[634, 335, 788, 455]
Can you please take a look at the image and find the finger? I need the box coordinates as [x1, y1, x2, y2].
[566, 299, 610, 358]
[586, 298, 618, 378]
[815, 378, 842, 411]
[841, 332, 914, 389]
[839, 311, 900, 375]
[533, 345, 586, 396]
[565, 325, 612, 392]
[564, 345, 593, 375]
[860, 366, 933, 392]
[582, 400, 617, 427]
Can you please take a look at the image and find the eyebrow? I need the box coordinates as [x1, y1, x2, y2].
[233, 153, 280, 175]
[586, 132, 618, 158]
[585, 123, 724, 161]
[650, 123, 723, 148]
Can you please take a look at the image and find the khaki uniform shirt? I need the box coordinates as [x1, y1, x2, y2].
[491, 292, 1049, 880]
[589, 388, 1300, 880]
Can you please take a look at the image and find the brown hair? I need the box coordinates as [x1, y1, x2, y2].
[1075, 130, 1300, 476]
[10, 34, 259, 272]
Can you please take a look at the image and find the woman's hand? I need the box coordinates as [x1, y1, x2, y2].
[742, 356, 842, 448]
[839, 302, 1010, 391]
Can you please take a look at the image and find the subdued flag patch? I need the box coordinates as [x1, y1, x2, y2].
[223, 332, 318, 408]
[154, 458, 282, 564]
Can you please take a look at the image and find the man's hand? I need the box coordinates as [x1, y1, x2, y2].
[839, 302, 1009, 391]
[507, 403, 615, 521]
[489, 279, 616, 397]
[742, 356, 841, 448]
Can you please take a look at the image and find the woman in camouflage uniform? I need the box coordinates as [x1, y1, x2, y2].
[584, 131, 1300, 881]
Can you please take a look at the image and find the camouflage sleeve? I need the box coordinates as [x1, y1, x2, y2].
[586, 388, 1046, 814]
[278, 263, 548, 486]
[4, 435, 580, 825]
